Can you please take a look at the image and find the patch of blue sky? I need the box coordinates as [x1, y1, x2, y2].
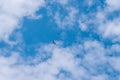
[22, 6, 79, 46]
[0, 0, 116, 59]
[46, 1, 69, 17]
[18, 0, 113, 57]
[0, 41, 7, 48]
[56, 69, 72, 79]
[22, 14, 59, 44]
[1, 0, 120, 79]
[75, 0, 106, 13]
[106, 10, 120, 21]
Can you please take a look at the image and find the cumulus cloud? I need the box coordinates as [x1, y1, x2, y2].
[0, 0, 45, 43]
[46, 0, 120, 41]
[106, 0, 120, 11]
[99, 18, 120, 38]
[0, 0, 120, 80]
[76, 0, 120, 41]
[0, 40, 120, 80]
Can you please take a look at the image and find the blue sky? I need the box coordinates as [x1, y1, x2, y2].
[0, 0, 120, 80]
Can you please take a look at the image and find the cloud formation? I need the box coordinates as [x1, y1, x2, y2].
[0, 40, 120, 80]
[0, 0, 120, 80]
[0, 0, 45, 43]
[106, 0, 120, 10]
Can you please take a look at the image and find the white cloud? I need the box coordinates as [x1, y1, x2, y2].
[0, 0, 120, 80]
[0, 43, 77, 80]
[78, 18, 88, 31]
[54, 7, 78, 29]
[76, 1, 120, 41]
[91, 75, 107, 80]
[47, 0, 120, 41]
[106, 0, 120, 11]
[98, 17, 120, 41]
[0, 0, 45, 43]
[110, 57, 120, 71]
[0, 40, 120, 80]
